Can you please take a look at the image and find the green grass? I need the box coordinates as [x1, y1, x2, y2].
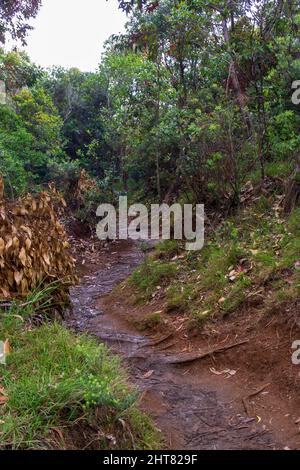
[219, 275, 252, 316]
[133, 311, 163, 331]
[130, 257, 177, 299]
[200, 243, 245, 290]
[166, 283, 195, 313]
[128, 195, 300, 327]
[154, 240, 182, 260]
[0, 311, 160, 449]
[250, 160, 292, 182]
[192, 308, 213, 326]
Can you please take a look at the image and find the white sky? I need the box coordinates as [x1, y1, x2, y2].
[22, 0, 127, 71]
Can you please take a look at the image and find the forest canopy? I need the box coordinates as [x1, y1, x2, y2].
[0, 0, 299, 210]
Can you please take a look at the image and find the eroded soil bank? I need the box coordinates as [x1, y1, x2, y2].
[66, 238, 300, 450]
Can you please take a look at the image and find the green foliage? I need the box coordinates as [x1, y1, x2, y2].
[107, 0, 300, 206]
[0, 49, 43, 91]
[0, 141, 28, 196]
[13, 87, 64, 158]
[0, 104, 42, 195]
[42, 67, 111, 179]
[0, 51, 68, 195]
[2, 1, 300, 205]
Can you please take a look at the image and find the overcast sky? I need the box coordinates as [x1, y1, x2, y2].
[22, 0, 127, 71]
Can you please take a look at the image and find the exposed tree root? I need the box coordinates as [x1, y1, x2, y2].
[167, 339, 249, 365]
[242, 383, 271, 417]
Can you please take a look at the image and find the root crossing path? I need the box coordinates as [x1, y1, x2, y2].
[67, 239, 280, 450]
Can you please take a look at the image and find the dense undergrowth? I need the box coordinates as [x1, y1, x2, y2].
[0, 299, 160, 449]
[129, 187, 300, 329]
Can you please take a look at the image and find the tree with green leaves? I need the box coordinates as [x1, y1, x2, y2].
[111, 0, 300, 207]
[0, 0, 41, 44]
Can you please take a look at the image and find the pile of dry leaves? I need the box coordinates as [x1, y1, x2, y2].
[75, 169, 98, 199]
[0, 177, 76, 300]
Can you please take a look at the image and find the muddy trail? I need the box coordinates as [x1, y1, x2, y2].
[66, 239, 281, 450]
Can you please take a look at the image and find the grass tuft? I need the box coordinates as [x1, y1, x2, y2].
[130, 257, 177, 299]
[0, 310, 160, 449]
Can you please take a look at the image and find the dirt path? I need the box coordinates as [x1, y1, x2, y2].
[67, 239, 282, 450]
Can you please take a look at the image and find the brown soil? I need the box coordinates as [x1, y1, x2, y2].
[66, 238, 300, 450]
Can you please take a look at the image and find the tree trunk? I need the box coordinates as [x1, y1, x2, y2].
[222, 18, 252, 136]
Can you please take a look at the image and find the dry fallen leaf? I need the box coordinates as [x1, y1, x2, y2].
[0, 238, 4, 256]
[4, 340, 11, 355]
[210, 367, 237, 378]
[0, 386, 7, 405]
[19, 247, 27, 267]
[143, 370, 154, 379]
[14, 271, 23, 286]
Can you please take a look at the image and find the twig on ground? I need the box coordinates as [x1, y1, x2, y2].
[242, 383, 271, 416]
[159, 342, 175, 351]
[139, 333, 174, 348]
[167, 339, 249, 365]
